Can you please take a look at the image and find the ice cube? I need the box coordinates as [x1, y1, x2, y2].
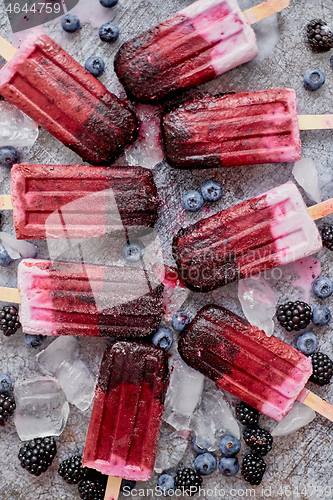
[0, 232, 39, 259]
[190, 383, 240, 450]
[154, 423, 188, 474]
[164, 354, 204, 431]
[238, 275, 276, 336]
[36, 337, 80, 375]
[56, 359, 95, 411]
[272, 401, 316, 437]
[0, 102, 38, 148]
[163, 285, 190, 322]
[37, 337, 95, 410]
[292, 158, 321, 203]
[14, 377, 69, 441]
[125, 104, 164, 169]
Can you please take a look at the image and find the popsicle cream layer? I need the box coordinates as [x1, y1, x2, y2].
[173, 182, 322, 292]
[18, 259, 163, 337]
[11, 164, 159, 239]
[114, 0, 258, 102]
[178, 305, 312, 421]
[0, 29, 139, 165]
[83, 341, 169, 480]
[162, 88, 301, 169]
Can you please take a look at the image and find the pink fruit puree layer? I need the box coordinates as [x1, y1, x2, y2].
[83, 341, 169, 480]
[178, 305, 312, 421]
[172, 182, 322, 292]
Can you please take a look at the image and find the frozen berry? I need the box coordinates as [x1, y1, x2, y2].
[0, 306, 21, 336]
[182, 191, 204, 212]
[310, 351, 333, 385]
[276, 301, 312, 332]
[85, 57, 105, 77]
[241, 453, 266, 485]
[219, 456, 239, 476]
[312, 305, 331, 326]
[201, 180, 223, 202]
[306, 19, 333, 52]
[99, 23, 119, 42]
[151, 327, 173, 351]
[243, 427, 273, 456]
[219, 435, 241, 457]
[235, 402, 259, 426]
[303, 68, 325, 91]
[61, 14, 80, 32]
[194, 452, 217, 475]
[312, 276, 333, 298]
[18, 437, 57, 476]
[172, 311, 190, 331]
[296, 332, 318, 356]
[0, 146, 20, 168]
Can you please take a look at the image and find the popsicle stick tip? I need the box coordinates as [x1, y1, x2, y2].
[298, 114, 333, 130]
[298, 389, 333, 422]
[0, 36, 17, 62]
[243, 0, 290, 25]
[104, 476, 122, 500]
[306, 198, 333, 220]
[0, 287, 21, 304]
[0, 195, 14, 210]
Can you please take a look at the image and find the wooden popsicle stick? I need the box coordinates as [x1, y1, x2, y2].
[298, 114, 333, 130]
[0, 195, 13, 210]
[297, 388, 333, 421]
[306, 199, 333, 220]
[0, 286, 21, 303]
[0, 36, 17, 62]
[243, 0, 290, 25]
[104, 476, 122, 500]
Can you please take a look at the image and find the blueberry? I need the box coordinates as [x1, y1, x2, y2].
[303, 68, 325, 91]
[201, 180, 223, 202]
[121, 480, 136, 493]
[99, 0, 118, 6]
[182, 190, 204, 212]
[0, 146, 20, 168]
[312, 276, 333, 299]
[172, 311, 190, 332]
[312, 305, 331, 327]
[157, 474, 175, 496]
[191, 436, 209, 455]
[218, 456, 239, 476]
[122, 240, 145, 262]
[296, 332, 318, 356]
[0, 245, 13, 267]
[99, 23, 119, 42]
[24, 333, 46, 349]
[219, 435, 241, 457]
[192, 452, 216, 476]
[85, 56, 105, 77]
[152, 327, 173, 351]
[0, 374, 12, 394]
[61, 14, 80, 32]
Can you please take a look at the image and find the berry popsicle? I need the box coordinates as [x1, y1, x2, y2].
[83, 340, 169, 481]
[162, 88, 333, 169]
[2, 164, 159, 239]
[16, 259, 163, 337]
[178, 304, 333, 422]
[114, 0, 289, 103]
[173, 182, 323, 292]
[0, 29, 139, 165]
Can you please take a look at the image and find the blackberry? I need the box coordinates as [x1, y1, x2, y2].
[58, 454, 89, 484]
[243, 427, 273, 456]
[0, 306, 21, 336]
[241, 453, 266, 485]
[0, 393, 15, 425]
[321, 224, 333, 250]
[174, 467, 203, 496]
[310, 351, 333, 386]
[235, 402, 259, 427]
[18, 437, 57, 476]
[78, 476, 107, 500]
[306, 19, 333, 52]
[276, 301, 312, 332]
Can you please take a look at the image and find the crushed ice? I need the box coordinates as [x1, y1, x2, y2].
[0, 232, 39, 259]
[0, 102, 38, 148]
[36, 337, 95, 411]
[272, 401, 316, 437]
[238, 275, 276, 336]
[292, 158, 321, 203]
